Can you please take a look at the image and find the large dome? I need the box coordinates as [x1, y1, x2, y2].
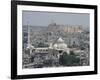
[53, 37, 67, 49]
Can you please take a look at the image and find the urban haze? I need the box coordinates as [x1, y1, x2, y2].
[22, 11, 90, 68]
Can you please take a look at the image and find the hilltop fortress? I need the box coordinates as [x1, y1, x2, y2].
[47, 22, 83, 33]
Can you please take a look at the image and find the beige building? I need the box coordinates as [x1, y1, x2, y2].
[47, 23, 83, 33]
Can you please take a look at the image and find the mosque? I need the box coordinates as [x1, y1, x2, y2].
[26, 37, 70, 56]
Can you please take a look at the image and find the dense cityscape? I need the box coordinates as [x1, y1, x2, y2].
[22, 22, 90, 68]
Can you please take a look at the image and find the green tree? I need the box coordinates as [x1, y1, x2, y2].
[59, 52, 80, 66]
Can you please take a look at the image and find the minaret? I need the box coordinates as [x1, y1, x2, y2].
[27, 24, 30, 48]
[26, 21, 30, 48]
[27, 21, 32, 49]
[27, 22, 34, 54]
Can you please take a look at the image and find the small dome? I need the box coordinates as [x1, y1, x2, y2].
[27, 44, 34, 49]
[53, 44, 57, 48]
[30, 45, 34, 48]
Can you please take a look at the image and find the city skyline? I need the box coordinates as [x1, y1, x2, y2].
[22, 10, 90, 68]
[22, 11, 90, 28]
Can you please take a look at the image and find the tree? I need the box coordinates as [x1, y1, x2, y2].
[70, 51, 75, 55]
[59, 52, 80, 66]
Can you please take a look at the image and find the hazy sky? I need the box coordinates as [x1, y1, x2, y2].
[22, 11, 90, 27]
